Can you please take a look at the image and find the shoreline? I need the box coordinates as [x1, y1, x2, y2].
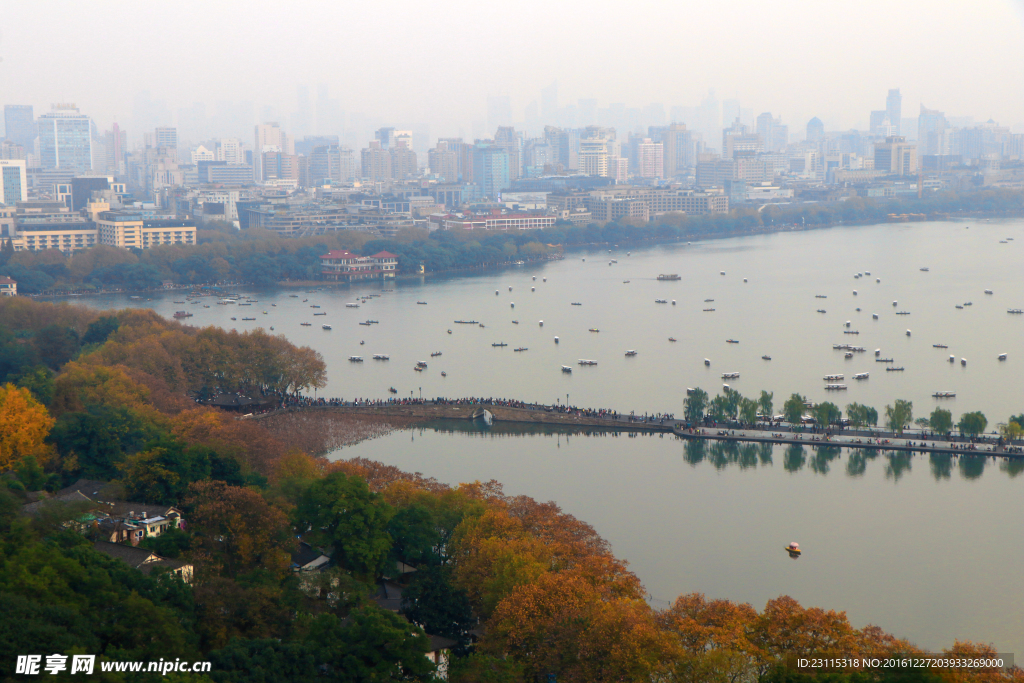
[26, 210, 1022, 299]
[250, 403, 1024, 458]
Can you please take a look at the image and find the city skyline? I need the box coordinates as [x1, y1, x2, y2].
[2, 0, 1023, 144]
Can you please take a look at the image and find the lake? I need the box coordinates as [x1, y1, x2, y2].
[63, 218, 1024, 652]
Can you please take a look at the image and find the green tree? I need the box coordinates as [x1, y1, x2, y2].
[387, 504, 440, 566]
[293, 472, 395, 578]
[209, 638, 317, 683]
[32, 324, 81, 370]
[884, 399, 913, 434]
[403, 565, 475, 653]
[783, 393, 806, 425]
[739, 397, 759, 425]
[957, 411, 988, 437]
[812, 402, 840, 428]
[708, 395, 731, 422]
[48, 405, 163, 480]
[929, 407, 952, 434]
[303, 606, 434, 681]
[684, 388, 708, 422]
[758, 390, 774, 419]
[81, 315, 120, 346]
[13, 365, 55, 406]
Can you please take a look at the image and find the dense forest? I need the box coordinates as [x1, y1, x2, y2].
[2, 187, 1023, 293]
[1, 296, 1020, 682]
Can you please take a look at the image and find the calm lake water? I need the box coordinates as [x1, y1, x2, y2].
[64, 218, 1024, 652]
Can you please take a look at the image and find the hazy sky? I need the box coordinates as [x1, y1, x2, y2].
[2, 0, 1023, 142]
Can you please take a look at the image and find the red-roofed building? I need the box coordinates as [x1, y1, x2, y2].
[321, 250, 398, 281]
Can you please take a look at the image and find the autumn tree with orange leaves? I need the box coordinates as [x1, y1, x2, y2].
[0, 383, 55, 471]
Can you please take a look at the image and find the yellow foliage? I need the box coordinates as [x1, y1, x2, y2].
[51, 361, 152, 417]
[0, 383, 56, 471]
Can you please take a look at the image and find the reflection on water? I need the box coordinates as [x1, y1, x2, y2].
[395, 423, 1020, 482]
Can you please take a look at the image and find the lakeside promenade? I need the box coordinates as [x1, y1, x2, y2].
[249, 398, 1024, 459]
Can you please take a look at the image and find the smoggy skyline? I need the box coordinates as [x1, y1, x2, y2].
[2, 0, 1023, 144]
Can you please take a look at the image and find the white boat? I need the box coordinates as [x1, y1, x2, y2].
[853, 290, 858, 295]
[961, 358, 967, 366]
[875, 349, 881, 355]
[825, 384, 847, 390]
[854, 373, 869, 380]
[906, 329, 911, 336]
[348, 356, 363, 362]
[949, 355, 955, 363]
[872, 313, 879, 319]
[823, 374, 844, 380]
[554, 336, 559, 343]
[704, 359, 711, 366]
[321, 324, 332, 330]
[997, 353, 1007, 360]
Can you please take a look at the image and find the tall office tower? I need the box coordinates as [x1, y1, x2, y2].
[437, 138, 470, 181]
[756, 113, 787, 152]
[310, 144, 342, 184]
[522, 138, 552, 175]
[886, 89, 902, 136]
[103, 124, 127, 175]
[394, 131, 413, 151]
[636, 139, 663, 179]
[662, 123, 696, 176]
[471, 143, 510, 198]
[806, 117, 825, 143]
[37, 104, 93, 173]
[154, 127, 178, 150]
[918, 105, 948, 155]
[4, 105, 36, 150]
[874, 136, 917, 176]
[0, 141, 26, 160]
[375, 127, 396, 149]
[336, 147, 357, 181]
[577, 135, 611, 177]
[254, 123, 289, 181]
[217, 138, 244, 164]
[428, 141, 458, 182]
[493, 126, 521, 181]
[544, 126, 571, 170]
[722, 119, 761, 159]
[0, 160, 29, 204]
[360, 140, 391, 181]
[390, 144, 418, 180]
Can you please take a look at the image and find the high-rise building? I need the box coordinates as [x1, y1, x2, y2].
[722, 119, 761, 159]
[154, 127, 177, 150]
[37, 104, 93, 173]
[661, 123, 692, 178]
[254, 123, 290, 181]
[918, 105, 948, 156]
[886, 89, 902, 136]
[375, 127, 396, 149]
[578, 135, 611, 177]
[103, 124, 127, 176]
[428, 142, 458, 182]
[438, 138, 471, 181]
[636, 139, 663, 179]
[310, 145, 341, 184]
[390, 145, 418, 180]
[0, 160, 28, 204]
[217, 138, 244, 164]
[493, 126, 521, 181]
[4, 105, 36, 150]
[471, 143, 510, 198]
[806, 117, 825, 143]
[756, 113, 789, 153]
[360, 141, 391, 181]
[874, 136, 917, 176]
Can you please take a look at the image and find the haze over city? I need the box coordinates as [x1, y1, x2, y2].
[2, 0, 1024, 146]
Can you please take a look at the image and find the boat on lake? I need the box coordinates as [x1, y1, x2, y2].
[416, 361, 428, 368]
[345, 303, 359, 308]
[886, 366, 905, 372]
[825, 384, 847, 390]
[300, 322, 311, 326]
[998, 353, 1007, 360]
[578, 359, 598, 366]
[372, 354, 390, 360]
[932, 391, 956, 398]
[655, 299, 668, 304]
[348, 356, 363, 362]
[657, 274, 681, 280]
[853, 373, 869, 380]
[625, 350, 638, 356]
[173, 311, 192, 318]
[762, 355, 771, 360]
[824, 374, 844, 381]
[722, 372, 740, 379]
[562, 366, 572, 373]
[726, 339, 739, 344]
[321, 324, 332, 330]
[515, 347, 528, 352]
[492, 342, 508, 347]
[933, 344, 948, 349]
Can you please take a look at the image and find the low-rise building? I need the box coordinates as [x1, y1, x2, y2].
[0, 277, 16, 296]
[429, 210, 557, 231]
[96, 211, 196, 249]
[320, 249, 398, 281]
[92, 541, 194, 584]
